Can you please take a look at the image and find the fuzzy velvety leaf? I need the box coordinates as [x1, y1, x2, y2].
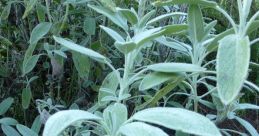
[139, 72, 178, 91]
[88, 4, 128, 30]
[22, 55, 41, 75]
[83, 17, 96, 35]
[0, 118, 18, 126]
[22, 88, 32, 109]
[153, 0, 217, 8]
[117, 8, 138, 25]
[103, 103, 128, 135]
[147, 63, 206, 73]
[188, 4, 204, 43]
[16, 124, 38, 136]
[217, 35, 250, 105]
[132, 108, 221, 136]
[119, 122, 168, 136]
[72, 52, 90, 79]
[1, 125, 21, 136]
[30, 22, 52, 45]
[100, 26, 125, 42]
[54, 36, 107, 62]
[98, 70, 119, 105]
[43, 110, 101, 136]
[0, 97, 14, 115]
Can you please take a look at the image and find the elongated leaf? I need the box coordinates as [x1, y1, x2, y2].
[147, 63, 206, 73]
[132, 108, 221, 136]
[72, 52, 90, 79]
[138, 10, 156, 29]
[114, 41, 137, 54]
[83, 17, 96, 35]
[31, 115, 41, 134]
[155, 37, 190, 53]
[235, 116, 258, 136]
[117, 8, 138, 25]
[139, 72, 177, 91]
[0, 97, 14, 115]
[217, 35, 250, 105]
[161, 24, 188, 35]
[103, 103, 127, 135]
[133, 27, 163, 46]
[235, 103, 259, 110]
[53, 36, 106, 62]
[98, 70, 119, 105]
[100, 26, 125, 42]
[30, 22, 52, 45]
[136, 77, 183, 110]
[206, 28, 234, 53]
[188, 4, 204, 43]
[22, 55, 41, 75]
[88, 4, 128, 30]
[119, 122, 168, 136]
[36, 4, 46, 22]
[23, 0, 38, 18]
[16, 124, 38, 136]
[1, 125, 21, 136]
[147, 12, 187, 25]
[153, 0, 217, 8]
[0, 118, 18, 126]
[43, 110, 101, 136]
[22, 87, 32, 109]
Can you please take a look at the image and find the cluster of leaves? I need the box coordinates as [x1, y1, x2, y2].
[0, 0, 258, 136]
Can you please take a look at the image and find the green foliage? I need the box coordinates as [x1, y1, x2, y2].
[0, 0, 258, 136]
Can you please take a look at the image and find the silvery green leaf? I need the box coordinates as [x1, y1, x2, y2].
[116, 8, 138, 25]
[133, 27, 162, 46]
[155, 37, 190, 53]
[22, 55, 41, 75]
[131, 108, 221, 136]
[72, 52, 90, 79]
[138, 10, 156, 29]
[1, 125, 21, 136]
[22, 87, 32, 109]
[103, 103, 127, 135]
[235, 116, 258, 136]
[53, 36, 107, 62]
[83, 17, 96, 35]
[235, 103, 259, 111]
[147, 12, 187, 25]
[153, 0, 217, 8]
[188, 4, 204, 43]
[119, 122, 168, 136]
[0, 118, 18, 126]
[100, 25, 125, 42]
[98, 70, 119, 105]
[30, 22, 52, 45]
[206, 28, 234, 53]
[43, 110, 101, 136]
[147, 63, 206, 73]
[88, 4, 128, 30]
[31, 115, 41, 134]
[139, 72, 178, 91]
[114, 41, 137, 54]
[217, 35, 250, 105]
[0, 97, 14, 115]
[16, 124, 38, 136]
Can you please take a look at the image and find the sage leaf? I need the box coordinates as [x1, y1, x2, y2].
[43, 110, 101, 136]
[22, 87, 32, 109]
[16, 124, 38, 136]
[147, 63, 206, 73]
[217, 35, 250, 105]
[119, 122, 168, 136]
[132, 108, 221, 136]
[53, 36, 107, 62]
[1, 125, 21, 136]
[0, 97, 14, 115]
